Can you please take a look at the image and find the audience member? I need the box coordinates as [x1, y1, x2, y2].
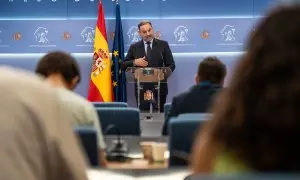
[191, 6, 300, 173]
[35, 51, 108, 167]
[162, 56, 226, 135]
[0, 66, 88, 180]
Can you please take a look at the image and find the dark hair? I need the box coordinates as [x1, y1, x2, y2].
[192, 6, 300, 172]
[138, 20, 152, 29]
[197, 56, 226, 84]
[35, 51, 81, 85]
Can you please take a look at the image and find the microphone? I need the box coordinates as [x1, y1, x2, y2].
[104, 124, 129, 162]
[160, 52, 171, 79]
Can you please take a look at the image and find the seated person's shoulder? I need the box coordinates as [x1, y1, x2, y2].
[168, 90, 190, 115]
[57, 88, 91, 106]
[55, 88, 95, 123]
[0, 67, 56, 99]
[172, 90, 190, 104]
[0, 66, 47, 89]
[172, 85, 201, 104]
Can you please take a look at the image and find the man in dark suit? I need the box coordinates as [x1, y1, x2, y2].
[162, 56, 226, 135]
[123, 21, 175, 112]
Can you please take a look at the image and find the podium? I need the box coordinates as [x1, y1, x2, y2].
[126, 67, 172, 119]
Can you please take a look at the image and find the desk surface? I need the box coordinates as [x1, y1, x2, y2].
[87, 169, 189, 180]
[108, 159, 168, 169]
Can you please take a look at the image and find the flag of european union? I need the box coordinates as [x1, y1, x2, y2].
[112, 1, 127, 102]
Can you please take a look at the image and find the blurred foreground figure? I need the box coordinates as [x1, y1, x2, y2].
[35, 51, 108, 167]
[191, 6, 300, 173]
[0, 67, 88, 180]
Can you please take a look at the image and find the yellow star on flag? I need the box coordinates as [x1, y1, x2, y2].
[113, 50, 119, 57]
[113, 81, 118, 87]
[119, 69, 122, 74]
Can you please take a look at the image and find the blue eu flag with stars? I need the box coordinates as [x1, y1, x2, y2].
[112, 1, 127, 102]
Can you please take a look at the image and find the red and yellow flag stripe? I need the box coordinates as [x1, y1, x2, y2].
[87, 1, 113, 102]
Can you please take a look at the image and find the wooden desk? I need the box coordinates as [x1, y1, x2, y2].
[108, 159, 168, 169]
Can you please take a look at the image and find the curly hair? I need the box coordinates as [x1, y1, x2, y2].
[192, 6, 300, 172]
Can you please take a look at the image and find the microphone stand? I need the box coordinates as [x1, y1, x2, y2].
[104, 124, 129, 162]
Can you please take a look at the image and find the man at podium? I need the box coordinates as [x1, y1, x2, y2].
[123, 20, 175, 112]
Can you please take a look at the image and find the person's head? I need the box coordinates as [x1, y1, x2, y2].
[195, 56, 226, 86]
[138, 20, 154, 42]
[192, 6, 300, 172]
[35, 51, 81, 90]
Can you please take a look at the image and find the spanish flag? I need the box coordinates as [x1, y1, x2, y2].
[87, 0, 113, 102]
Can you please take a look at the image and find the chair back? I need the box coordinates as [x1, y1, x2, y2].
[96, 107, 141, 135]
[93, 102, 128, 108]
[73, 127, 99, 167]
[168, 113, 211, 166]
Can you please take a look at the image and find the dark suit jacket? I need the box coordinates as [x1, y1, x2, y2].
[122, 38, 175, 94]
[162, 82, 222, 135]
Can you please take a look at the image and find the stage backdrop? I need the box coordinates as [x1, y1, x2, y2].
[0, 0, 276, 106]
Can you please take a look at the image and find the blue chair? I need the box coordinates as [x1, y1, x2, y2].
[96, 107, 141, 135]
[168, 113, 211, 166]
[177, 113, 212, 119]
[73, 127, 99, 167]
[92, 102, 128, 108]
[164, 103, 172, 121]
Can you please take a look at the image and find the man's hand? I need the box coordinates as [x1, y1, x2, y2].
[134, 56, 148, 67]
